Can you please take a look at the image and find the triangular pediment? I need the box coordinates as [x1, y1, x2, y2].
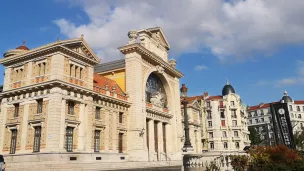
[139, 27, 170, 50]
[61, 39, 101, 63]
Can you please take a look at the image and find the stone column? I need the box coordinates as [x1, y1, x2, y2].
[0, 101, 8, 152]
[78, 103, 85, 151]
[59, 98, 66, 151]
[104, 109, 110, 151]
[148, 119, 155, 161]
[112, 111, 118, 152]
[46, 87, 63, 152]
[20, 103, 29, 152]
[157, 121, 163, 160]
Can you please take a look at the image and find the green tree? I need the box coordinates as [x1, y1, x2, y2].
[249, 127, 262, 145]
[294, 126, 304, 150]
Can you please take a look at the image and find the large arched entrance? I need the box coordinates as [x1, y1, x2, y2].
[144, 71, 173, 161]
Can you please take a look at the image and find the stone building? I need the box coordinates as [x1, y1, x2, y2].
[180, 97, 203, 153]
[247, 91, 304, 146]
[0, 27, 183, 170]
[184, 81, 250, 153]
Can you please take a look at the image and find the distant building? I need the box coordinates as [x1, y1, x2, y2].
[186, 81, 250, 152]
[247, 91, 304, 146]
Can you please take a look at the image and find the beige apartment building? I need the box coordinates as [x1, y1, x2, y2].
[187, 82, 250, 153]
[0, 27, 184, 170]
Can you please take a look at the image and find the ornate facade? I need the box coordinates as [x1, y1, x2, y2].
[187, 81, 250, 153]
[0, 27, 184, 170]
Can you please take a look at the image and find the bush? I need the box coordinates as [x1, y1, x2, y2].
[230, 144, 304, 171]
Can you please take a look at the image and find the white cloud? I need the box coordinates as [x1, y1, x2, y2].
[255, 60, 304, 87]
[195, 65, 209, 71]
[54, 0, 304, 62]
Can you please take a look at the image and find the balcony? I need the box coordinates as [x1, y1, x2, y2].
[28, 113, 46, 122]
[230, 105, 238, 110]
[221, 137, 228, 141]
[205, 106, 212, 111]
[219, 105, 226, 110]
[118, 123, 127, 131]
[207, 116, 212, 120]
[231, 115, 237, 118]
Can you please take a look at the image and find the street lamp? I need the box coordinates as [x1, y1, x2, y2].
[180, 84, 193, 152]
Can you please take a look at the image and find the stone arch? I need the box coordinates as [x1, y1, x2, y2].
[143, 66, 174, 113]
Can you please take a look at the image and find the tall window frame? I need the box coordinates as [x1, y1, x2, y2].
[66, 127, 74, 152]
[94, 130, 101, 152]
[14, 103, 20, 117]
[10, 129, 17, 154]
[119, 112, 123, 124]
[68, 101, 75, 115]
[37, 99, 43, 114]
[95, 107, 101, 120]
[33, 126, 42, 152]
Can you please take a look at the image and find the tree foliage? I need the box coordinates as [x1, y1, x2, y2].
[248, 127, 262, 145]
[294, 126, 304, 150]
[230, 144, 304, 171]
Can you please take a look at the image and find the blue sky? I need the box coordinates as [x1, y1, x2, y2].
[1, 0, 304, 106]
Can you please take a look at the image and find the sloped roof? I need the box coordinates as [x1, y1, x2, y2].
[94, 59, 125, 73]
[247, 102, 280, 111]
[294, 100, 304, 104]
[206, 95, 223, 101]
[93, 73, 124, 95]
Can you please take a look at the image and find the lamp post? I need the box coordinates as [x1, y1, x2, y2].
[181, 84, 193, 152]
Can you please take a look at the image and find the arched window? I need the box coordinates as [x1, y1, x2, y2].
[145, 73, 167, 108]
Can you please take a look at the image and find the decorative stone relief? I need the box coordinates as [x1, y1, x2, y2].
[128, 30, 138, 44]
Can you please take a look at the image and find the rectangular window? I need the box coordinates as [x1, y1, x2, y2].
[10, 129, 17, 154]
[302, 106, 304, 112]
[118, 133, 123, 153]
[94, 130, 101, 152]
[209, 132, 213, 139]
[249, 120, 252, 124]
[234, 131, 239, 137]
[207, 111, 212, 119]
[119, 112, 123, 124]
[68, 101, 75, 115]
[221, 120, 226, 127]
[231, 110, 237, 118]
[33, 126, 41, 152]
[66, 127, 73, 152]
[224, 142, 228, 149]
[14, 104, 19, 117]
[261, 118, 264, 122]
[299, 114, 302, 119]
[37, 99, 43, 114]
[220, 111, 225, 118]
[95, 107, 101, 120]
[297, 106, 301, 112]
[208, 121, 212, 127]
[222, 131, 227, 138]
[290, 105, 293, 111]
[255, 119, 258, 123]
[230, 101, 235, 106]
[210, 142, 214, 149]
[232, 120, 237, 126]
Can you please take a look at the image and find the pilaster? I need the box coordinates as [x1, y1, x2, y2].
[78, 103, 85, 151]
[0, 100, 8, 152]
[104, 109, 110, 151]
[45, 87, 63, 152]
[50, 53, 64, 80]
[125, 52, 146, 160]
[148, 119, 156, 161]
[59, 98, 66, 151]
[20, 103, 29, 152]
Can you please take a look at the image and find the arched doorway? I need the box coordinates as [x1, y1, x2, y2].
[145, 72, 172, 161]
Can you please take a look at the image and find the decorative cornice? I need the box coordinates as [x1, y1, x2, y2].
[118, 43, 183, 78]
[1, 79, 131, 107]
[1, 39, 99, 66]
